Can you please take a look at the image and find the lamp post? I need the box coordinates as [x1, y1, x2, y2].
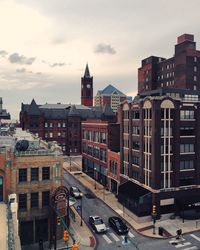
[94, 167, 97, 190]
[69, 154, 72, 172]
[80, 193, 83, 226]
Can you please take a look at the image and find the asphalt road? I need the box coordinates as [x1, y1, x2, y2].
[63, 170, 200, 250]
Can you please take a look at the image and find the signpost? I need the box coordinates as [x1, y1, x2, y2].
[51, 186, 70, 250]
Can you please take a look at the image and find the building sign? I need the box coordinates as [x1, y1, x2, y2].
[51, 186, 69, 217]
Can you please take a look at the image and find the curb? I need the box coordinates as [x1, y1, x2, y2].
[64, 167, 200, 241]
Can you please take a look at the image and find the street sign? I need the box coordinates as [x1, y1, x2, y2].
[77, 205, 81, 211]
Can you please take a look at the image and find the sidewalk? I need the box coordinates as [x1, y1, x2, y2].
[63, 161, 200, 239]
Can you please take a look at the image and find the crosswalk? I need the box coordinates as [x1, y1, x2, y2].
[169, 233, 200, 250]
[102, 231, 135, 244]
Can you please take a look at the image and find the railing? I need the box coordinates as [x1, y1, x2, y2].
[7, 203, 15, 250]
[15, 150, 57, 157]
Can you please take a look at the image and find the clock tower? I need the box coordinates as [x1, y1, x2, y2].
[81, 63, 93, 106]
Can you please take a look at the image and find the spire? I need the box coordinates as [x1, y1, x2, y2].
[84, 63, 90, 78]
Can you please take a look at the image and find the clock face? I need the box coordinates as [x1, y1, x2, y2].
[87, 84, 91, 89]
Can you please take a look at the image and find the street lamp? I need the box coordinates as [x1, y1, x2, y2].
[80, 193, 83, 226]
[94, 167, 97, 189]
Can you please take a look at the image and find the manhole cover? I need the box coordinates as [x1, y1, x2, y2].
[85, 193, 96, 199]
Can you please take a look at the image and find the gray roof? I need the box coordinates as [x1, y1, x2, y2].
[21, 100, 115, 120]
[97, 84, 125, 96]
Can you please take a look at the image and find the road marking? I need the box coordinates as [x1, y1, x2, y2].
[190, 234, 200, 242]
[175, 242, 192, 248]
[183, 247, 198, 250]
[109, 232, 120, 241]
[169, 238, 185, 243]
[128, 232, 135, 238]
[102, 234, 112, 244]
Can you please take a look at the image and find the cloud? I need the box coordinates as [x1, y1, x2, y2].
[0, 50, 8, 57]
[8, 53, 35, 65]
[94, 43, 116, 55]
[16, 68, 26, 73]
[49, 62, 66, 67]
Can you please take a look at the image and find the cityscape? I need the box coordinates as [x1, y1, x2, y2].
[1, 1, 200, 250]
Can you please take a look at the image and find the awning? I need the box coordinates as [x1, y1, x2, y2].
[118, 181, 149, 200]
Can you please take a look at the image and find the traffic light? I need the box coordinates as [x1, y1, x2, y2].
[57, 217, 61, 225]
[152, 205, 157, 215]
[71, 242, 79, 250]
[63, 230, 69, 242]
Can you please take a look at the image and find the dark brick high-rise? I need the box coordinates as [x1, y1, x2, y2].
[138, 34, 200, 94]
[119, 34, 200, 219]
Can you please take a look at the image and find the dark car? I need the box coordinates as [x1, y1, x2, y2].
[69, 186, 82, 199]
[108, 216, 128, 235]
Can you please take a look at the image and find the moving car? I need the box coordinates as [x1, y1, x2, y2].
[69, 186, 82, 198]
[89, 215, 107, 233]
[108, 216, 128, 235]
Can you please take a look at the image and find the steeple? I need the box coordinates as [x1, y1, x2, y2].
[84, 63, 90, 78]
[81, 63, 93, 107]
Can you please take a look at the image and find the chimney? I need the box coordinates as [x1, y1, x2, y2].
[177, 34, 194, 44]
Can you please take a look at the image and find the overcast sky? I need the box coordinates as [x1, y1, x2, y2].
[0, 0, 200, 119]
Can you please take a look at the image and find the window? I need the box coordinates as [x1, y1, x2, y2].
[87, 131, 92, 140]
[161, 161, 172, 172]
[100, 149, 106, 162]
[58, 123, 61, 128]
[132, 156, 140, 166]
[180, 160, 194, 170]
[31, 192, 39, 208]
[93, 131, 99, 142]
[93, 146, 99, 159]
[62, 123, 66, 128]
[62, 132, 66, 138]
[161, 127, 172, 137]
[82, 130, 87, 139]
[58, 132, 61, 137]
[50, 132, 53, 138]
[123, 139, 129, 148]
[110, 161, 118, 175]
[132, 141, 140, 150]
[194, 85, 197, 90]
[31, 168, 39, 181]
[42, 191, 50, 207]
[45, 133, 48, 138]
[100, 132, 106, 144]
[82, 143, 87, 153]
[49, 123, 53, 128]
[194, 66, 197, 72]
[45, 122, 48, 128]
[18, 194, 27, 210]
[194, 56, 197, 62]
[42, 167, 50, 180]
[19, 169, 27, 183]
[180, 144, 194, 153]
[132, 126, 140, 135]
[180, 110, 194, 120]
[180, 127, 194, 136]
[194, 76, 197, 81]
[161, 145, 172, 154]
[132, 111, 140, 119]
[88, 145, 93, 156]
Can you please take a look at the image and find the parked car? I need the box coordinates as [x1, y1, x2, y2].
[108, 216, 128, 235]
[69, 186, 82, 198]
[89, 216, 107, 233]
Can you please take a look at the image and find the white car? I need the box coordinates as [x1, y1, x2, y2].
[88, 215, 107, 233]
[70, 186, 82, 199]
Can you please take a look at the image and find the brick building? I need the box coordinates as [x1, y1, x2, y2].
[20, 65, 114, 155]
[94, 84, 132, 113]
[138, 34, 200, 94]
[0, 97, 10, 120]
[119, 34, 200, 219]
[0, 128, 63, 245]
[82, 108, 120, 189]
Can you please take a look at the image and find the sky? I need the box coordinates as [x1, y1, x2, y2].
[0, 0, 200, 119]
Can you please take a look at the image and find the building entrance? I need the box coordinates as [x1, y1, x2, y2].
[0, 176, 3, 201]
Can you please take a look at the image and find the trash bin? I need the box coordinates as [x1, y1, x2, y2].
[158, 227, 164, 236]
